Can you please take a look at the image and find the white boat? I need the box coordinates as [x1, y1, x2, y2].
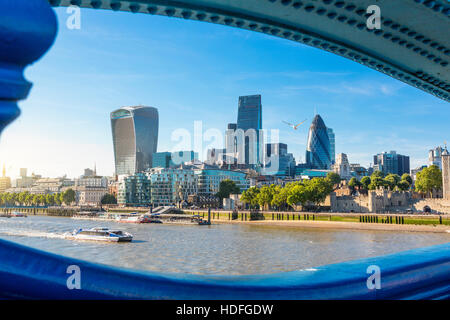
[116, 214, 161, 223]
[64, 227, 133, 242]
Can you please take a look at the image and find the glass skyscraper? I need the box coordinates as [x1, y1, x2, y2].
[236, 95, 262, 167]
[373, 151, 410, 176]
[152, 151, 199, 168]
[305, 114, 332, 170]
[110, 106, 158, 175]
[327, 127, 335, 164]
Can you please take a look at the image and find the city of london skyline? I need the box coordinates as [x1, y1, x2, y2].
[0, 7, 448, 179]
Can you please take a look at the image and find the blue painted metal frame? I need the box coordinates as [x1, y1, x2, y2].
[0, 238, 448, 299]
[0, 0, 57, 134]
[0, 1, 449, 300]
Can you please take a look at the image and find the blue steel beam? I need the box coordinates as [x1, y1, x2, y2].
[49, 0, 450, 102]
[0, 238, 448, 299]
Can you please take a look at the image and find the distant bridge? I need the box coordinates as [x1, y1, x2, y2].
[48, 0, 450, 102]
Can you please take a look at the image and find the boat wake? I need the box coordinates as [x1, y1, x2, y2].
[0, 229, 66, 239]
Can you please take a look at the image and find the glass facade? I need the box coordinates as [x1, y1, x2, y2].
[263, 143, 295, 176]
[327, 127, 335, 164]
[236, 95, 262, 167]
[117, 168, 249, 207]
[152, 151, 199, 168]
[305, 115, 332, 170]
[111, 106, 158, 175]
[194, 169, 249, 196]
[373, 151, 410, 176]
[117, 173, 151, 206]
[149, 168, 198, 206]
[152, 152, 171, 168]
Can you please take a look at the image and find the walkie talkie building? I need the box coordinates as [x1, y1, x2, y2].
[111, 106, 158, 176]
[305, 114, 332, 170]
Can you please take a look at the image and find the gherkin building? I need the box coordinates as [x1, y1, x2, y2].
[305, 115, 332, 170]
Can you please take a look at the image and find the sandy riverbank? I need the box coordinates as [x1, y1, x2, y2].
[214, 219, 450, 233]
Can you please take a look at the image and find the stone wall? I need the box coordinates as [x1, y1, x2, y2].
[411, 198, 450, 214]
[331, 190, 411, 213]
[443, 154, 450, 200]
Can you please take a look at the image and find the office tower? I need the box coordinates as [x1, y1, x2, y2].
[153, 152, 172, 168]
[153, 151, 199, 168]
[110, 106, 158, 175]
[373, 151, 410, 176]
[429, 146, 448, 169]
[20, 168, 27, 178]
[305, 115, 332, 170]
[327, 127, 335, 164]
[0, 165, 11, 192]
[264, 143, 296, 176]
[236, 95, 262, 167]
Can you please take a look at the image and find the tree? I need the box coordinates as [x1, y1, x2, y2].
[271, 185, 290, 211]
[384, 174, 401, 190]
[62, 189, 76, 205]
[401, 173, 413, 186]
[397, 180, 410, 191]
[415, 165, 442, 197]
[101, 193, 117, 205]
[39, 194, 46, 206]
[348, 177, 362, 189]
[18, 191, 29, 205]
[326, 172, 341, 186]
[256, 185, 275, 210]
[368, 176, 385, 190]
[32, 194, 39, 206]
[371, 170, 384, 179]
[25, 193, 33, 206]
[241, 187, 260, 208]
[307, 178, 334, 205]
[215, 179, 240, 201]
[287, 183, 308, 209]
[361, 176, 371, 190]
[54, 193, 61, 206]
[46, 194, 55, 206]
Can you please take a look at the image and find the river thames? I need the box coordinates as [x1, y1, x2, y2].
[0, 216, 448, 275]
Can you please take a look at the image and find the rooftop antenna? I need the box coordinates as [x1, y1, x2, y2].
[314, 106, 318, 116]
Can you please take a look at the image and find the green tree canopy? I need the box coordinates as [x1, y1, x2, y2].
[360, 176, 371, 190]
[256, 185, 275, 210]
[401, 173, 413, 186]
[348, 177, 362, 189]
[326, 172, 341, 186]
[368, 176, 385, 190]
[397, 180, 410, 191]
[101, 193, 117, 205]
[415, 165, 442, 196]
[371, 170, 385, 179]
[62, 189, 76, 205]
[384, 174, 401, 190]
[216, 179, 240, 201]
[241, 187, 260, 208]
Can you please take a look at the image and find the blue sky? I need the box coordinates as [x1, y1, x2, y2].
[0, 7, 448, 179]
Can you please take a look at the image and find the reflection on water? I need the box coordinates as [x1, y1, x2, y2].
[0, 216, 448, 275]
